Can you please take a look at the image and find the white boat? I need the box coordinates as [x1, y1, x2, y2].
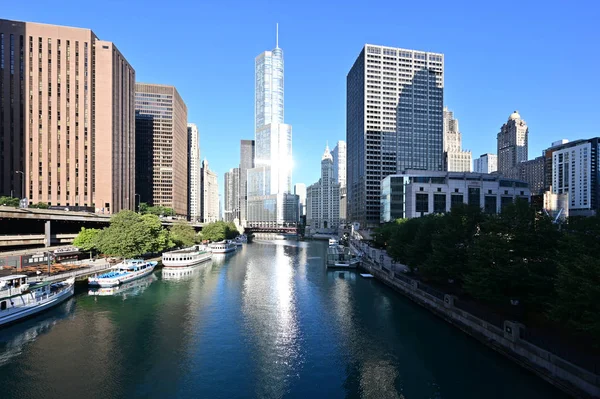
[209, 240, 237, 254]
[53, 246, 80, 256]
[329, 238, 339, 246]
[88, 273, 157, 297]
[162, 245, 212, 267]
[326, 245, 361, 269]
[88, 259, 157, 288]
[0, 275, 75, 328]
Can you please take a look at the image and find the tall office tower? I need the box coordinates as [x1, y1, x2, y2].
[551, 138, 600, 217]
[224, 167, 240, 222]
[135, 83, 188, 216]
[200, 159, 219, 223]
[331, 141, 347, 187]
[543, 140, 569, 191]
[497, 110, 528, 179]
[294, 183, 306, 216]
[239, 139, 255, 226]
[188, 123, 201, 221]
[247, 26, 298, 227]
[519, 156, 545, 195]
[473, 153, 498, 174]
[347, 44, 444, 227]
[0, 19, 135, 212]
[306, 144, 340, 233]
[443, 107, 472, 172]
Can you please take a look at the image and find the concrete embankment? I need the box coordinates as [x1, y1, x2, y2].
[357, 254, 599, 399]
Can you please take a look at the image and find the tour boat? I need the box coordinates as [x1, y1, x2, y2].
[162, 245, 212, 267]
[88, 259, 157, 288]
[326, 245, 361, 269]
[53, 246, 80, 257]
[0, 275, 75, 327]
[209, 240, 237, 254]
[329, 238, 339, 246]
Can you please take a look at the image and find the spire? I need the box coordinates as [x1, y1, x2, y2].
[322, 142, 332, 161]
[276, 23, 279, 48]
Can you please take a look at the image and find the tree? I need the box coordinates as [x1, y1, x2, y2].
[72, 227, 102, 251]
[200, 221, 239, 242]
[386, 217, 423, 266]
[141, 204, 175, 217]
[29, 202, 49, 209]
[95, 211, 173, 258]
[0, 196, 20, 207]
[170, 221, 197, 247]
[139, 202, 149, 214]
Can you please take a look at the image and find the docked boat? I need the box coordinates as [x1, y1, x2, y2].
[326, 245, 361, 269]
[53, 246, 80, 257]
[0, 275, 75, 328]
[162, 245, 212, 267]
[329, 238, 339, 246]
[88, 259, 157, 288]
[209, 240, 237, 254]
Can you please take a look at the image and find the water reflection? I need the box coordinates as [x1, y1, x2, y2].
[242, 241, 302, 398]
[0, 298, 76, 366]
[162, 261, 213, 281]
[88, 273, 158, 299]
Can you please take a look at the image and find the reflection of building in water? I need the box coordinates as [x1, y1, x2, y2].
[241, 242, 299, 397]
[0, 298, 75, 366]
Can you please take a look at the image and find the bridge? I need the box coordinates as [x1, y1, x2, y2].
[0, 206, 204, 250]
[245, 226, 299, 236]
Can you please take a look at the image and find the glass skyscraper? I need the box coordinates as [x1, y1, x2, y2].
[346, 44, 444, 227]
[246, 27, 297, 227]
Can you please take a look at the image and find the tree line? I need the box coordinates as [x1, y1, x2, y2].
[73, 211, 239, 258]
[372, 201, 600, 341]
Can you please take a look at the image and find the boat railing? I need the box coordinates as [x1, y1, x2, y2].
[0, 286, 27, 298]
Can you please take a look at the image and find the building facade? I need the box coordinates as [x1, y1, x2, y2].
[135, 83, 188, 216]
[519, 156, 545, 195]
[443, 107, 472, 172]
[550, 138, 600, 216]
[0, 19, 135, 212]
[497, 110, 528, 179]
[200, 159, 219, 223]
[246, 29, 298, 227]
[381, 170, 530, 221]
[473, 153, 498, 174]
[239, 139, 255, 226]
[188, 123, 200, 221]
[294, 183, 306, 217]
[224, 167, 240, 222]
[331, 140, 347, 221]
[306, 144, 340, 233]
[347, 44, 444, 227]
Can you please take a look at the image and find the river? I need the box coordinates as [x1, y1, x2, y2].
[0, 240, 568, 398]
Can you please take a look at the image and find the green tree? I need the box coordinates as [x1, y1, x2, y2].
[96, 211, 173, 258]
[0, 196, 20, 207]
[139, 202, 149, 214]
[28, 202, 50, 209]
[72, 227, 102, 251]
[372, 221, 398, 249]
[386, 217, 423, 266]
[170, 221, 197, 247]
[200, 221, 239, 242]
[421, 204, 483, 283]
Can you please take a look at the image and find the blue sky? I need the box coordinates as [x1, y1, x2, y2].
[5, 0, 599, 195]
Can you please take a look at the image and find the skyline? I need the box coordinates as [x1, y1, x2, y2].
[3, 0, 599, 194]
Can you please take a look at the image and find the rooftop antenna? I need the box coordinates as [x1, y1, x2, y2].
[276, 23, 279, 48]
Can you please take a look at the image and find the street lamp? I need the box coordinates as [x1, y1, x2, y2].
[15, 171, 25, 200]
[135, 193, 141, 213]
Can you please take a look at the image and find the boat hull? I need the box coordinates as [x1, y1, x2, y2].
[0, 283, 75, 328]
[162, 253, 212, 268]
[88, 265, 156, 287]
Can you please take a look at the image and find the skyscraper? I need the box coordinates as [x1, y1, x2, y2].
[443, 107, 472, 172]
[294, 183, 306, 216]
[188, 123, 201, 221]
[306, 144, 340, 233]
[497, 110, 528, 179]
[239, 139, 255, 226]
[519, 156, 545, 195]
[473, 153, 498, 174]
[0, 19, 135, 212]
[135, 83, 188, 216]
[331, 140, 347, 221]
[246, 26, 298, 227]
[347, 44, 444, 227]
[200, 159, 219, 223]
[224, 167, 240, 222]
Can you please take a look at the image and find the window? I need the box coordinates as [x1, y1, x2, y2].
[468, 187, 480, 207]
[484, 196, 497, 214]
[501, 196, 513, 210]
[415, 193, 429, 213]
[433, 194, 446, 213]
[451, 194, 464, 209]
[1, 301, 6, 310]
